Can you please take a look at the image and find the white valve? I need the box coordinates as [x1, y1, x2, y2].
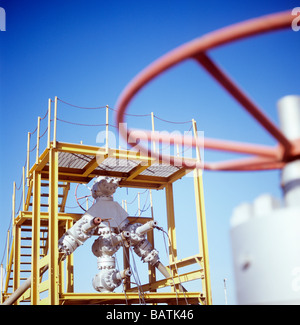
[92, 254, 132, 293]
[91, 176, 120, 199]
[58, 176, 170, 294]
[58, 216, 102, 257]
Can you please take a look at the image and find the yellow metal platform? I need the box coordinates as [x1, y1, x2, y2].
[1, 97, 212, 305]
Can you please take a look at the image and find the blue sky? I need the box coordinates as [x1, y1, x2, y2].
[0, 0, 299, 305]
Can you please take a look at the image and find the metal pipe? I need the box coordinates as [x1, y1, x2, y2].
[2, 276, 32, 305]
[53, 96, 58, 148]
[36, 116, 41, 164]
[110, 231, 130, 247]
[136, 220, 158, 236]
[277, 95, 300, 207]
[116, 268, 132, 281]
[2, 265, 48, 305]
[81, 217, 102, 233]
[155, 261, 187, 292]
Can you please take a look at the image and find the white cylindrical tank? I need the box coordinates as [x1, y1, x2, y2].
[231, 196, 300, 304]
[230, 95, 300, 304]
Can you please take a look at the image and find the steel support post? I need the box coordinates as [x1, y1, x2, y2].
[58, 224, 65, 295]
[66, 219, 74, 293]
[49, 148, 59, 304]
[47, 98, 52, 148]
[53, 96, 58, 148]
[105, 105, 109, 153]
[165, 183, 178, 293]
[165, 183, 177, 261]
[147, 230, 156, 289]
[193, 168, 212, 305]
[31, 171, 41, 304]
[147, 191, 156, 288]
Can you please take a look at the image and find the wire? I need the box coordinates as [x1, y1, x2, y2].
[57, 98, 106, 110]
[126, 189, 148, 205]
[115, 255, 128, 305]
[58, 98, 196, 123]
[153, 114, 192, 125]
[75, 183, 87, 212]
[39, 125, 48, 139]
[57, 117, 106, 127]
[128, 246, 146, 304]
[117, 227, 146, 305]
[40, 108, 49, 120]
[161, 231, 179, 305]
[155, 226, 189, 305]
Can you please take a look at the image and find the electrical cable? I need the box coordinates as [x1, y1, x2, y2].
[117, 225, 146, 305]
[160, 230, 179, 305]
[128, 245, 146, 305]
[57, 117, 106, 127]
[57, 98, 106, 110]
[155, 225, 189, 305]
[114, 255, 128, 305]
[153, 114, 192, 125]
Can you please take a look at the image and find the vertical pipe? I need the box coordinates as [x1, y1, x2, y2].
[106, 105, 109, 153]
[149, 189, 154, 219]
[277, 95, 300, 207]
[22, 166, 25, 211]
[138, 192, 141, 217]
[192, 118, 212, 304]
[151, 112, 156, 153]
[53, 96, 58, 148]
[47, 98, 52, 148]
[192, 119, 201, 163]
[26, 132, 30, 185]
[165, 182, 178, 293]
[58, 225, 65, 296]
[86, 197, 89, 211]
[148, 190, 156, 288]
[66, 219, 74, 293]
[36, 116, 41, 164]
[193, 168, 212, 304]
[192, 118, 212, 305]
[49, 148, 59, 304]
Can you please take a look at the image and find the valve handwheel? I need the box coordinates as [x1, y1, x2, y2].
[115, 10, 299, 172]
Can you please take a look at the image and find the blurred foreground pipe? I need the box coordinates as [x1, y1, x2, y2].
[2, 265, 48, 305]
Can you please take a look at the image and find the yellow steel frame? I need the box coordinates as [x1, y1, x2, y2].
[1, 97, 212, 305]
